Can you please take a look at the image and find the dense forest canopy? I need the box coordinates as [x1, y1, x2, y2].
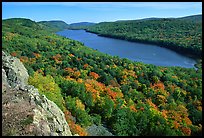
[85, 15, 202, 59]
[38, 20, 69, 32]
[2, 18, 202, 136]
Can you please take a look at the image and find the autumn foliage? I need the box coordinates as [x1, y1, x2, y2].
[89, 72, 100, 80]
[52, 54, 62, 64]
[64, 110, 88, 136]
[3, 18, 201, 136]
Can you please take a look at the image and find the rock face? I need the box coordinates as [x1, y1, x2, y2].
[2, 51, 29, 88]
[86, 124, 114, 136]
[2, 51, 73, 136]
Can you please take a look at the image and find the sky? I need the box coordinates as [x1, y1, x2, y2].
[2, 2, 202, 24]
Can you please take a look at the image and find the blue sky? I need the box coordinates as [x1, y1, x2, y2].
[2, 2, 202, 24]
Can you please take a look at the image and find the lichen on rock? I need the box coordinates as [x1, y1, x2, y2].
[2, 51, 29, 88]
[2, 51, 73, 136]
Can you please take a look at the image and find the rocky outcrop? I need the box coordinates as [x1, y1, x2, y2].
[2, 51, 29, 88]
[2, 51, 73, 136]
[86, 124, 114, 136]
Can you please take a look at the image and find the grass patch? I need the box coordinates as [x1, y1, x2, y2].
[6, 128, 18, 136]
[20, 115, 33, 126]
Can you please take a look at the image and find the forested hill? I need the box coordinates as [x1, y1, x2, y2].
[85, 15, 202, 59]
[38, 20, 95, 31]
[69, 22, 96, 27]
[177, 14, 202, 22]
[67, 22, 96, 30]
[2, 18, 202, 136]
[38, 20, 69, 32]
[3, 18, 41, 29]
[115, 14, 202, 22]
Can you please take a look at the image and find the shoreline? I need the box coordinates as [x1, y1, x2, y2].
[57, 29, 200, 69]
[84, 29, 201, 61]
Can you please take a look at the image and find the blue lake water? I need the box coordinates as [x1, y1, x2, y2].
[56, 29, 196, 68]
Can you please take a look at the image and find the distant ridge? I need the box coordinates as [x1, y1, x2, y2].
[69, 22, 96, 27]
[35, 14, 201, 31]
[177, 14, 202, 22]
[38, 20, 69, 31]
[116, 14, 202, 22]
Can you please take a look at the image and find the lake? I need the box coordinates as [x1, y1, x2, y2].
[56, 29, 196, 68]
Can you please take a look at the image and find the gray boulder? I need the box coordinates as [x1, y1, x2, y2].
[86, 124, 114, 136]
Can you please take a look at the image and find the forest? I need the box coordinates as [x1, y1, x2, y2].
[2, 18, 202, 136]
[85, 16, 202, 59]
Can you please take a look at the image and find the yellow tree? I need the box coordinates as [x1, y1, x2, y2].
[28, 71, 65, 111]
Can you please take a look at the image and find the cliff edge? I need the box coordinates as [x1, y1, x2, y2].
[2, 51, 74, 136]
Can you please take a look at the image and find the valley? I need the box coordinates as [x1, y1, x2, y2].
[2, 14, 202, 136]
